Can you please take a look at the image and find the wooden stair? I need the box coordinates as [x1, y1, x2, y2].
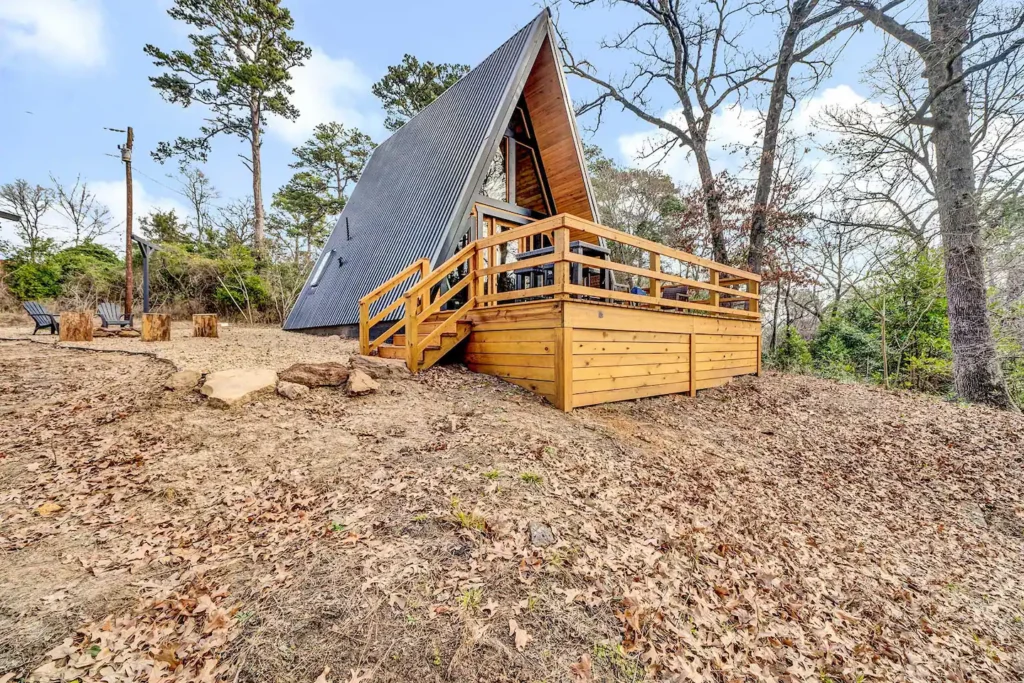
[375, 311, 472, 370]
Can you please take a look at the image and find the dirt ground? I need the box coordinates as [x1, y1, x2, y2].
[0, 325, 1022, 683]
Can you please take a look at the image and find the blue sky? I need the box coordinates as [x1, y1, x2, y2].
[0, 0, 882, 248]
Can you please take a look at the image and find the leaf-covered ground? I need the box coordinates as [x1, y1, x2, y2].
[0, 334, 1022, 682]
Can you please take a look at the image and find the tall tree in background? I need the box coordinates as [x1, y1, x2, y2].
[144, 0, 311, 251]
[0, 180, 55, 262]
[50, 174, 113, 246]
[285, 121, 375, 219]
[177, 167, 220, 246]
[844, 0, 1022, 409]
[372, 55, 469, 132]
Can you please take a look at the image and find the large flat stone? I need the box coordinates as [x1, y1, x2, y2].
[278, 362, 350, 387]
[350, 355, 410, 379]
[200, 368, 278, 408]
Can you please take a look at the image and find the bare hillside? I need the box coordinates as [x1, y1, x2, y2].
[0, 331, 1021, 682]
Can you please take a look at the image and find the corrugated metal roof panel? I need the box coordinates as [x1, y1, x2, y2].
[284, 12, 548, 330]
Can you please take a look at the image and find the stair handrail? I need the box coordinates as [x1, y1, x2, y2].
[402, 242, 478, 372]
[359, 257, 430, 355]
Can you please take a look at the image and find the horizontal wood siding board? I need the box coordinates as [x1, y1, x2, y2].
[573, 362, 689, 381]
[471, 328, 556, 342]
[501, 376, 556, 397]
[695, 366, 757, 380]
[468, 363, 555, 381]
[574, 341, 691, 355]
[465, 340, 556, 355]
[573, 371, 692, 394]
[573, 380, 691, 407]
[572, 328, 690, 343]
[564, 301, 761, 336]
[696, 350, 758, 362]
[573, 352, 690, 367]
[465, 353, 554, 368]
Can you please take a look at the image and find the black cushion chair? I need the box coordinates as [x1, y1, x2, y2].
[23, 301, 59, 335]
[98, 302, 132, 328]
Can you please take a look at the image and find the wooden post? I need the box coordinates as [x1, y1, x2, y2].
[553, 225, 570, 299]
[689, 332, 698, 397]
[122, 127, 134, 322]
[59, 312, 93, 342]
[358, 301, 370, 355]
[405, 291, 419, 372]
[748, 280, 759, 314]
[141, 313, 171, 342]
[650, 252, 661, 300]
[192, 314, 218, 338]
[708, 269, 719, 308]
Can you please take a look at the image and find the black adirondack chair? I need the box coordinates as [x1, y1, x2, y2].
[98, 302, 132, 328]
[23, 302, 59, 335]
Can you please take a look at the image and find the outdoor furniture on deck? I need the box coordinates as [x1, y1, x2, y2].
[23, 302, 60, 335]
[98, 302, 132, 329]
[513, 240, 613, 292]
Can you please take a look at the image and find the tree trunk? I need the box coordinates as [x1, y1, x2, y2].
[749, 0, 810, 275]
[59, 311, 93, 342]
[142, 313, 171, 342]
[250, 101, 265, 251]
[925, 0, 1014, 409]
[193, 314, 219, 338]
[693, 144, 729, 263]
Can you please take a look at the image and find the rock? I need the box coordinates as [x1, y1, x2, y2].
[346, 369, 380, 396]
[529, 521, 556, 547]
[962, 502, 987, 529]
[278, 362, 349, 387]
[165, 370, 202, 391]
[93, 328, 115, 338]
[350, 354, 410, 379]
[117, 328, 141, 338]
[277, 381, 310, 400]
[200, 368, 278, 408]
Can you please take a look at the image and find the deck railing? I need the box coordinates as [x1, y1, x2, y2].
[359, 213, 761, 366]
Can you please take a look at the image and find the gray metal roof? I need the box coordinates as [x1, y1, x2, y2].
[284, 11, 551, 331]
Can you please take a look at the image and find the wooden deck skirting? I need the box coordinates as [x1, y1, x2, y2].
[359, 213, 762, 410]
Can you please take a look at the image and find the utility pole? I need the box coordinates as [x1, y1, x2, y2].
[120, 127, 134, 322]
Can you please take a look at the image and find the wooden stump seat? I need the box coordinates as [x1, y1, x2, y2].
[141, 313, 171, 342]
[192, 314, 219, 338]
[59, 311, 93, 342]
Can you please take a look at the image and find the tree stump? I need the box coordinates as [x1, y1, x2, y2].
[192, 314, 219, 338]
[141, 313, 171, 342]
[59, 312, 93, 342]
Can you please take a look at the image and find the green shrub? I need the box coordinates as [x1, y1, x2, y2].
[773, 325, 812, 372]
[7, 262, 62, 300]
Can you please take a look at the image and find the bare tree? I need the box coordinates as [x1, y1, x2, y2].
[747, 0, 868, 274]
[49, 174, 113, 246]
[842, 0, 1022, 409]
[559, 0, 778, 263]
[0, 179, 55, 262]
[177, 167, 220, 245]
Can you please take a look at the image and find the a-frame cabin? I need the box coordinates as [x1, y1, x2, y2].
[285, 9, 763, 411]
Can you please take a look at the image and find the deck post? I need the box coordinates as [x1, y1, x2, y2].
[553, 224, 570, 300]
[689, 332, 698, 397]
[405, 291, 419, 372]
[748, 280, 759, 314]
[650, 252, 661, 301]
[359, 301, 370, 356]
[708, 269, 719, 309]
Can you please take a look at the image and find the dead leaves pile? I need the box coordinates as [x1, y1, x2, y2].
[2, 343, 1023, 682]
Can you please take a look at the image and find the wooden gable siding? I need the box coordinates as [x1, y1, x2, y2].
[523, 36, 594, 226]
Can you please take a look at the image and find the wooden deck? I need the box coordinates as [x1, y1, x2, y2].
[464, 299, 760, 410]
[359, 212, 762, 411]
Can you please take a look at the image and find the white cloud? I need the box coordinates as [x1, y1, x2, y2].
[271, 48, 377, 144]
[0, 0, 106, 68]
